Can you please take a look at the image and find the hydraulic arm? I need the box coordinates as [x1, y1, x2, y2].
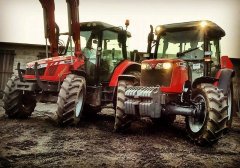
[39, 0, 58, 57]
[66, 0, 82, 58]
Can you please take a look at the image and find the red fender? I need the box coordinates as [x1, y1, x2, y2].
[214, 56, 234, 94]
[109, 60, 140, 87]
[220, 56, 233, 69]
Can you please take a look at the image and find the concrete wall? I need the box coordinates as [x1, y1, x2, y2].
[0, 42, 46, 98]
[0, 42, 46, 74]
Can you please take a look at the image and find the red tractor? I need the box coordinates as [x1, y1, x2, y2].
[3, 0, 140, 126]
[115, 21, 234, 146]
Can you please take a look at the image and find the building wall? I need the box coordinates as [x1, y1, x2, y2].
[0, 42, 46, 98]
[0, 42, 46, 74]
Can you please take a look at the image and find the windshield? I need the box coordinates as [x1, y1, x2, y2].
[80, 29, 130, 82]
[80, 30, 130, 61]
[100, 30, 130, 80]
[156, 29, 220, 81]
[157, 29, 220, 62]
[157, 29, 204, 59]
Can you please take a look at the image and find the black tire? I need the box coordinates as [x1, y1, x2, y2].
[186, 83, 228, 146]
[3, 75, 36, 118]
[114, 79, 134, 132]
[112, 71, 141, 110]
[236, 86, 240, 118]
[226, 82, 233, 129]
[56, 74, 86, 126]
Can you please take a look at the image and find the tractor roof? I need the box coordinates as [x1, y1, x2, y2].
[80, 21, 131, 37]
[158, 20, 225, 38]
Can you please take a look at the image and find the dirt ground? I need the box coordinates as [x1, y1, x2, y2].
[0, 100, 240, 168]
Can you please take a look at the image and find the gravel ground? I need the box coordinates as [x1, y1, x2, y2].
[0, 100, 240, 168]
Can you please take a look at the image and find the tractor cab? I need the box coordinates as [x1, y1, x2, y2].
[148, 20, 226, 81]
[80, 21, 131, 84]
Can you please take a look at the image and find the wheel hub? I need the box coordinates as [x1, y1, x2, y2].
[75, 90, 84, 117]
[188, 94, 206, 133]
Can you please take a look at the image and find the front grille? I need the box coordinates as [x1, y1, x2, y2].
[47, 65, 58, 76]
[25, 68, 45, 76]
[140, 68, 173, 87]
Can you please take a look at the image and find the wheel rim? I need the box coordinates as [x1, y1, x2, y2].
[188, 94, 206, 133]
[75, 90, 84, 117]
[227, 88, 232, 120]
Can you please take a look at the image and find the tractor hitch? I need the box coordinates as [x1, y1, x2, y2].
[17, 62, 25, 82]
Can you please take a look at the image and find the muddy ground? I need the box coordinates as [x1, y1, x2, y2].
[0, 100, 240, 168]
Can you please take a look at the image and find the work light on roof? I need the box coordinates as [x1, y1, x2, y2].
[200, 21, 208, 28]
[155, 26, 162, 35]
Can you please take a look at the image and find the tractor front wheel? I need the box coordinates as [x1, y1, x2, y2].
[56, 74, 86, 126]
[114, 79, 134, 132]
[186, 83, 228, 146]
[3, 75, 36, 118]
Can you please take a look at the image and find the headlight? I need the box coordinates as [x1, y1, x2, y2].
[155, 62, 172, 70]
[141, 63, 152, 70]
[200, 21, 207, 28]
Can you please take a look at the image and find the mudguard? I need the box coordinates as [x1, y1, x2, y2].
[215, 69, 235, 95]
[192, 76, 217, 89]
[118, 74, 139, 83]
[109, 60, 141, 87]
[71, 69, 86, 78]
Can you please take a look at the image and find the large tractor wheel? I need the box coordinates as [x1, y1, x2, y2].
[186, 83, 228, 146]
[3, 75, 36, 118]
[56, 74, 86, 126]
[226, 83, 233, 130]
[112, 71, 141, 110]
[114, 79, 134, 132]
[237, 87, 240, 117]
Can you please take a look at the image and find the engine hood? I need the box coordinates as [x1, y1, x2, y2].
[26, 55, 73, 68]
[142, 58, 184, 65]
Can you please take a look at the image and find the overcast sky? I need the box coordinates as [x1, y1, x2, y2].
[0, 0, 239, 58]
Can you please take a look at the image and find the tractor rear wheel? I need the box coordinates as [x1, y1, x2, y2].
[114, 79, 134, 132]
[56, 74, 86, 126]
[226, 83, 233, 130]
[3, 75, 36, 118]
[237, 87, 240, 118]
[186, 83, 228, 146]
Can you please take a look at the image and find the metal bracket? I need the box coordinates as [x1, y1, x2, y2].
[34, 62, 58, 92]
[17, 62, 25, 82]
[34, 62, 45, 89]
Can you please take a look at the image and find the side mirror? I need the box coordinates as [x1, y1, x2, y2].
[147, 25, 154, 54]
